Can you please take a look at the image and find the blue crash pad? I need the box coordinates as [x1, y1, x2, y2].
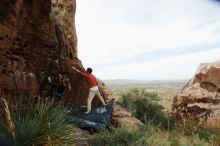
[65, 105, 113, 132]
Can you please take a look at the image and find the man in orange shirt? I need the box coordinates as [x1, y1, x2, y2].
[72, 67, 106, 114]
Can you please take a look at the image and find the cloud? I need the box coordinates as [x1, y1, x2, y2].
[76, 0, 220, 79]
[96, 48, 220, 80]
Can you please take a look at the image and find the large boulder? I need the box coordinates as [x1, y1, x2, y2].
[0, 0, 95, 105]
[111, 105, 144, 128]
[172, 60, 220, 125]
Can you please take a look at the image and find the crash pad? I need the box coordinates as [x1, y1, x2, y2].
[65, 105, 113, 132]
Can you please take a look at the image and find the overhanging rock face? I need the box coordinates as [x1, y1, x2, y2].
[172, 60, 220, 124]
[0, 0, 94, 105]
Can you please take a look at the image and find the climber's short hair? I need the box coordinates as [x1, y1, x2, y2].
[86, 68, 92, 74]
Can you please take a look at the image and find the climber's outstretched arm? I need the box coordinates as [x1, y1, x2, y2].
[72, 66, 81, 73]
[71, 67, 87, 76]
[72, 67, 88, 77]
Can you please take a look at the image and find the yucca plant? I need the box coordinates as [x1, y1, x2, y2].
[0, 98, 76, 146]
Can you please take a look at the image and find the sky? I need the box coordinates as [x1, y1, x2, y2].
[75, 0, 220, 80]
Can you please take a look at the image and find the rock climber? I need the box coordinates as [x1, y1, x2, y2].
[71, 66, 106, 114]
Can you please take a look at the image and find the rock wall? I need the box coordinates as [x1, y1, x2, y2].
[172, 60, 220, 125]
[0, 0, 91, 105]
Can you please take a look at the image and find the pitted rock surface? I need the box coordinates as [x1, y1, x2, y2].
[172, 60, 220, 125]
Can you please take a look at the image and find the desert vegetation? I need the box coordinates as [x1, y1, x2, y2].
[50, 0, 73, 29]
[92, 88, 220, 146]
[1, 87, 220, 146]
[0, 98, 76, 146]
[106, 80, 186, 109]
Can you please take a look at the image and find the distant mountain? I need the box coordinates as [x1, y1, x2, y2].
[103, 79, 187, 86]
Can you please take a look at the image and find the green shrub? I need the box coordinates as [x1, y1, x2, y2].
[97, 127, 146, 146]
[50, 0, 71, 29]
[96, 126, 168, 146]
[206, 125, 220, 145]
[116, 88, 160, 112]
[117, 88, 176, 129]
[50, 10, 67, 29]
[0, 98, 76, 146]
